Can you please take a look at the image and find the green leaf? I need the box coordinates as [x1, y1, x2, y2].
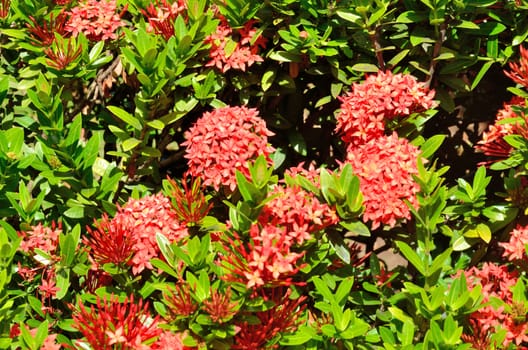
[336, 9, 362, 26]
[63, 205, 84, 219]
[350, 63, 379, 72]
[396, 11, 428, 23]
[328, 231, 350, 264]
[88, 41, 105, 63]
[122, 138, 142, 152]
[420, 134, 446, 159]
[452, 236, 472, 251]
[261, 69, 276, 92]
[280, 328, 313, 345]
[471, 61, 494, 91]
[108, 106, 143, 131]
[335, 277, 354, 305]
[476, 223, 491, 243]
[395, 241, 426, 275]
[312, 276, 335, 303]
[269, 51, 302, 62]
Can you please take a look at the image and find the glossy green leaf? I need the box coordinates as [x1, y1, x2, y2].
[108, 106, 143, 131]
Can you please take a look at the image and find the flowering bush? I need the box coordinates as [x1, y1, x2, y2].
[2, 0, 528, 349]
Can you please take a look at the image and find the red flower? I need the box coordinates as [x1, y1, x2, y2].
[202, 287, 239, 323]
[183, 106, 274, 192]
[336, 71, 437, 146]
[84, 213, 137, 268]
[115, 193, 189, 275]
[142, 0, 187, 40]
[0, 0, 9, 18]
[165, 175, 212, 226]
[500, 224, 528, 262]
[505, 45, 528, 88]
[284, 161, 322, 188]
[18, 222, 62, 259]
[65, 0, 126, 41]
[162, 282, 198, 319]
[461, 262, 525, 348]
[44, 37, 83, 70]
[258, 185, 338, 245]
[205, 19, 266, 73]
[344, 133, 421, 229]
[152, 330, 191, 350]
[26, 11, 70, 47]
[233, 288, 306, 349]
[72, 295, 162, 349]
[219, 225, 305, 289]
[476, 97, 528, 163]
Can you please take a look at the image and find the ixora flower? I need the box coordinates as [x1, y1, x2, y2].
[18, 222, 62, 259]
[344, 133, 421, 230]
[182, 106, 275, 192]
[72, 295, 162, 349]
[142, 0, 187, 40]
[205, 19, 267, 73]
[65, 0, 126, 41]
[500, 224, 528, 262]
[505, 45, 528, 89]
[475, 97, 528, 162]
[85, 193, 188, 275]
[461, 262, 528, 347]
[220, 224, 305, 289]
[258, 185, 338, 245]
[233, 288, 306, 349]
[26, 11, 70, 47]
[335, 70, 437, 146]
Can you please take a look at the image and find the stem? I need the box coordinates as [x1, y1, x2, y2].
[424, 22, 447, 89]
[370, 27, 385, 70]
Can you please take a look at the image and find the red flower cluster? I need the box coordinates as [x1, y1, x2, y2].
[505, 45, 528, 89]
[500, 224, 528, 262]
[220, 224, 305, 289]
[183, 106, 274, 192]
[153, 330, 189, 350]
[85, 193, 188, 275]
[258, 185, 338, 245]
[233, 288, 306, 349]
[344, 133, 421, 229]
[336, 71, 437, 146]
[142, 0, 187, 40]
[65, 0, 126, 41]
[462, 262, 528, 347]
[27, 12, 70, 47]
[18, 222, 62, 258]
[205, 19, 267, 73]
[476, 97, 528, 162]
[72, 295, 162, 349]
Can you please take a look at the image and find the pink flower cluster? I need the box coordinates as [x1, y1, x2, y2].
[65, 0, 126, 41]
[221, 184, 337, 289]
[258, 185, 338, 245]
[462, 262, 528, 347]
[336, 71, 432, 229]
[345, 133, 421, 229]
[183, 106, 274, 192]
[221, 224, 305, 289]
[205, 19, 267, 73]
[335, 70, 437, 146]
[18, 222, 62, 257]
[500, 224, 528, 262]
[284, 161, 322, 188]
[85, 193, 189, 275]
